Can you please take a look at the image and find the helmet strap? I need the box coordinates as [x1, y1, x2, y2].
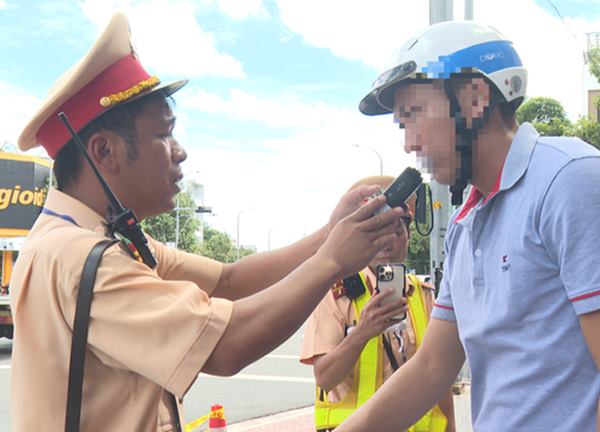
[443, 80, 472, 206]
[443, 78, 500, 206]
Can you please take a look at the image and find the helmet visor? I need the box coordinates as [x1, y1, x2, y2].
[360, 61, 417, 115]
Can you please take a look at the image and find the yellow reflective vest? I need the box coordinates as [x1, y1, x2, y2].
[314, 273, 447, 431]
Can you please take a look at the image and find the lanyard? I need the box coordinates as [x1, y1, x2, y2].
[42, 207, 80, 227]
[42, 207, 145, 264]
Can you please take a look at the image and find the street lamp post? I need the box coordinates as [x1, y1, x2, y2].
[236, 208, 253, 260]
[429, 0, 453, 287]
[352, 144, 383, 175]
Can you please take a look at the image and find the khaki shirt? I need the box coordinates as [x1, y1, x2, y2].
[10, 189, 233, 431]
[300, 268, 433, 402]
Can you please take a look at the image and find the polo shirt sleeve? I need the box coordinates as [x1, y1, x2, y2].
[431, 275, 456, 322]
[75, 247, 233, 399]
[149, 236, 223, 296]
[300, 292, 346, 365]
[539, 157, 600, 316]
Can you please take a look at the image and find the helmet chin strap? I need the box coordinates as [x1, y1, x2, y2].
[442, 78, 499, 206]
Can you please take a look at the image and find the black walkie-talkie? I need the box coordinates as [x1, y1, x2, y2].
[58, 112, 157, 269]
[343, 274, 366, 300]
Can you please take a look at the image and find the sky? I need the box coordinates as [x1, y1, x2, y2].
[1, 0, 600, 252]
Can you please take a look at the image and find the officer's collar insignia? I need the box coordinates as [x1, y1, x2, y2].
[331, 281, 346, 299]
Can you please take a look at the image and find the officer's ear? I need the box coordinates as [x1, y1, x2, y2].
[87, 131, 124, 175]
[454, 77, 490, 128]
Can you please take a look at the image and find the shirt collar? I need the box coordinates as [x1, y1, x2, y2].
[498, 122, 538, 191]
[44, 188, 108, 233]
[454, 122, 539, 223]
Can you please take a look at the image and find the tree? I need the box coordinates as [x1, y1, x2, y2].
[587, 47, 600, 110]
[142, 192, 257, 260]
[588, 47, 600, 86]
[142, 192, 201, 253]
[514, 95, 600, 149]
[405, 223, 430, 275]
[567, 116, 600, 150]
[516, 97, 569, 124]
[200, 224, 255, 263]
[516, 97, 571, 137]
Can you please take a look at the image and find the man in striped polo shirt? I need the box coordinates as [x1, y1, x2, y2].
[337, 20, 600, 432]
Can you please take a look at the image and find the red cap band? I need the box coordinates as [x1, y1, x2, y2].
[36, 54, 156, 158]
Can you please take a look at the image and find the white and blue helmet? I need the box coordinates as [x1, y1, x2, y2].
[359, 21, 527, 116]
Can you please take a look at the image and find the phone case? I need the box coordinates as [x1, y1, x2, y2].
[376, 263, 406, 320]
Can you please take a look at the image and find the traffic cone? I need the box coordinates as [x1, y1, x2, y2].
[208, 404, 227, 431]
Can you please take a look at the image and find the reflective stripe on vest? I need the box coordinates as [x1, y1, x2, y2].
[314, 273, 448, 431]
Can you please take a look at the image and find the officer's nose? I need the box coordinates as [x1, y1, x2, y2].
[171, 139, 187, 164]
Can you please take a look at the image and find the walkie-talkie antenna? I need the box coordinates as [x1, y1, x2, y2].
[58, 112, 124, 213]
[57, 112, 157, 268]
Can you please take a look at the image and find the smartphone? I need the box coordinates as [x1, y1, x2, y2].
[376, 263, 406, 320]
[372, 167, 423, 214]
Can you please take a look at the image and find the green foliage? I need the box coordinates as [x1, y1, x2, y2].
[199, 224, 255, 263]
[586, 47, 600, 110]
[567, 116, 600, 150]
[142, 192, 201, 254]
[588, 47, 600, 86]
[516, 96, 575, 138]
[516, 97, 568, 125]
[513, 93, 600, 150]
[142, 191, 257, 260]
[531, 118, 572, 137]
[404, 223, 430, 274]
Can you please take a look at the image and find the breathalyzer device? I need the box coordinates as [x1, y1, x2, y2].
[374, 167, 423, 214]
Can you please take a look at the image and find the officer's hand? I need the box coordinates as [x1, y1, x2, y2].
[352, 288, 407, 343]
[327, 185, 381, 233]
[316, 195, 403, 279]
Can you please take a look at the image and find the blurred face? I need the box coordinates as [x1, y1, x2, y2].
[369, 218, 409, 269]
[117, 95, 187, 219]
[393, 82, 459, 185]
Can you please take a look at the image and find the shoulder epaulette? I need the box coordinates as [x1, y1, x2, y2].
[331, 280, 346, 299]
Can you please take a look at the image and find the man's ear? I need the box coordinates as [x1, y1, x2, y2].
[87, 131, 121, 174]
[456, 77, 490, 128]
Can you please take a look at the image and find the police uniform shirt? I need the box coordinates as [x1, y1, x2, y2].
[10, 189, 233, 431]
[300, 268, 433, 402]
